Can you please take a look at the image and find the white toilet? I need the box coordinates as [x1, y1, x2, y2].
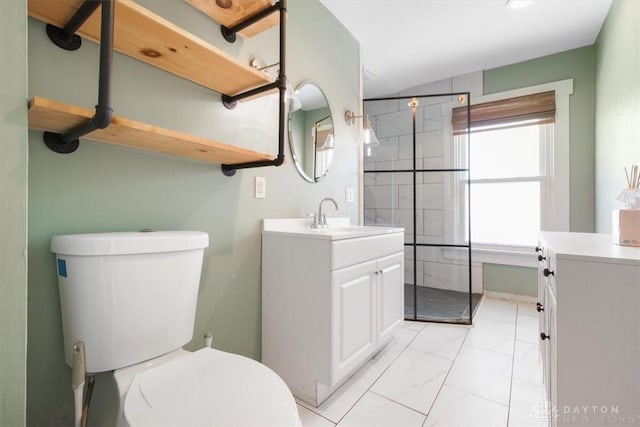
[51, 230, 301, 427]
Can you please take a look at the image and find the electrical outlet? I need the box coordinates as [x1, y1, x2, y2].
[255, 176, 266, 199]
[345, 187, 355, 203]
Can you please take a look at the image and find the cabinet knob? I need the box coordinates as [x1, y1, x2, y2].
[537, 255, 546, 262]
[535, 246, 541, 253]
[536, 302, 544, 312]
[543, 268, 554, 277]
[540, 332, 550, 341]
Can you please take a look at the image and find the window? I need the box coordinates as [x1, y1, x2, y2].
[450, 83, 571, 260]
[469, 122, 552, 246]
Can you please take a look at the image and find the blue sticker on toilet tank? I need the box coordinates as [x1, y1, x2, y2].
[57, 259, 67, 278]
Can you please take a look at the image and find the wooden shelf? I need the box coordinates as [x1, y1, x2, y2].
[27, 0, 274, 96]
[28, 97, 275, 165]
[185, 0, 279, 39]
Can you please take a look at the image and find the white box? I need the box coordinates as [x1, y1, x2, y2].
[612, 209, 640, 247]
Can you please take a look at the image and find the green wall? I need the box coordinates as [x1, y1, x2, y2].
[482, 46, 597, 296]
[483, 264, 538, 298]
[485, 45, 597, 234]
[26, 0, 360, 424]
[0, 0, 28, 426]
[594, 0, 640, 232]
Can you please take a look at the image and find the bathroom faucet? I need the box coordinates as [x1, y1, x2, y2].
[313, 197, 339, 229]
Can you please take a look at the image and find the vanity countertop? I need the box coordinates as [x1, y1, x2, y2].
[262, 218, 404, 241]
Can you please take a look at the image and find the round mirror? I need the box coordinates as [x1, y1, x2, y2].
[288, 82, 334, 183]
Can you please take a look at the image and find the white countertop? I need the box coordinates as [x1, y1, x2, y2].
[262, 218, 404, 241]
[540, 232, 640, 266]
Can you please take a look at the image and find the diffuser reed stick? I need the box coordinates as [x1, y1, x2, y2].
[625, 165, 639, 189]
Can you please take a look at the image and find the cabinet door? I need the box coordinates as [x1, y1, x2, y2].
[538, 279, 547, 365]
[537, 246, 547, 364]
[377, 252, 404, 344]
[542, 280, 557, 427]
[545, 284, 557, 427]
[331, 260, 377, 383]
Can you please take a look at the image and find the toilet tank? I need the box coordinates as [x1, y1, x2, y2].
[51, 231, 209, 373]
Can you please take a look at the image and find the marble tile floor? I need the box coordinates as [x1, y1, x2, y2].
[296, 296, 546, 427]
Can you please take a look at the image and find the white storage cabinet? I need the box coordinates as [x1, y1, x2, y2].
[537, 232, 640, 427]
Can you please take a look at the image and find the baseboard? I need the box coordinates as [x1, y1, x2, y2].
[483, 290, 537, 304]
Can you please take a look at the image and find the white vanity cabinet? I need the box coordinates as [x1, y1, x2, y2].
[538, 232, 640, 426]
[261, 218, 404, 407]
[332, 252, 404, 382]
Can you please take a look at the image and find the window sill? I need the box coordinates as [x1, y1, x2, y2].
[442, 245, 538, 268]
[472, 246, 538, 268]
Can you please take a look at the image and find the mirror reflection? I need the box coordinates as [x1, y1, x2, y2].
[288, 82, 334, 183]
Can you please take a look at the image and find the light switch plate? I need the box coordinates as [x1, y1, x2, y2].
[255, 177, 266, 199]
[345, 187, 355, 203]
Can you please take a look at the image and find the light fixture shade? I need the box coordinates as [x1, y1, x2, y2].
[361, 128, 380, 147]
[360, 115, 380, 157]
[343, 110, 380, 156]
[288, 96, 302, 112]
[365, 145, 374, 157]
[285, 80, 303, 112]
[317, 132, 335, 151]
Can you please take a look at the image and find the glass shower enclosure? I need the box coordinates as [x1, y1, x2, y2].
[363, 93, 478, 324]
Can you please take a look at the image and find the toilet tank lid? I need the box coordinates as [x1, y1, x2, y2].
[51, 231, 209, 256]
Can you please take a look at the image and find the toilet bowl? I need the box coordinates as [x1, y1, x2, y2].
[114, 348, 301, 427]
[51, 231, 301, 427]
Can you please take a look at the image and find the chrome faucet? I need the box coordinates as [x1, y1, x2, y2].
[312, 197, 339, 229]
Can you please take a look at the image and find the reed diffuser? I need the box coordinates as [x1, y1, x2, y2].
[613, 164, 640, 247]
[619, 164, 640, 209]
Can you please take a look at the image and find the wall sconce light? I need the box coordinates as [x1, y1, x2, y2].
[288, 95, 302, 112]
[314, 115, 335, 152]
[317, 133, 335, 152]
[344, 110, 380, 156]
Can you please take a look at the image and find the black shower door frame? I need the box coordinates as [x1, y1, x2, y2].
[364, 92, 473, 325]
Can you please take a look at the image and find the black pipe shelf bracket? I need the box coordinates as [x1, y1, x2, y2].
[43, 0, 115, 154]
[220, 2, 282, 44]
[40, 0, 286, 174]
[220, 0, 287, 177]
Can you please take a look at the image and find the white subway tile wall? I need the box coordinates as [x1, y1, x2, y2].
[364, 72, 482, 293]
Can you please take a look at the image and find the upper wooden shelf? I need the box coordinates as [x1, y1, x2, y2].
[28, 96, 275, 165]
[185, 0, 279, 39]
[27, 0, 274, 96]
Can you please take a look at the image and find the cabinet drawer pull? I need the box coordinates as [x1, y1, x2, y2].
[540, 332, 550, 341]
[536, 302, 544, 312]
[535, 246, 541, 253]
[543, 268, 554, 277]
[537, 255, 546, 262]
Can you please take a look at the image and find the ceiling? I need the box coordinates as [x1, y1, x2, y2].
[319, 0, 612, 97]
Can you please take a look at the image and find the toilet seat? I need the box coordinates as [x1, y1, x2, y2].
[123, 348, 300, 427]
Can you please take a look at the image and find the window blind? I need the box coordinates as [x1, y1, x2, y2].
[451, 91, 555, 135]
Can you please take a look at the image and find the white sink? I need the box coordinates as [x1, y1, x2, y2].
[308, 225, 403, 239]
[262, 218, 403, 240]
